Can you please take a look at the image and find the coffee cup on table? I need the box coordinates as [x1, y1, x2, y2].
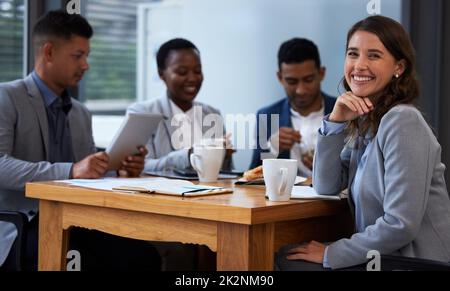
[189, 142, 225, 183]
[263, 159, 297, 202]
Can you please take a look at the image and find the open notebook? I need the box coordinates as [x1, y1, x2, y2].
[112, 179, 233, 197]
[58, 177, 233, 197]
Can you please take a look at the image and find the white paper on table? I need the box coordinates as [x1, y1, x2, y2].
[56, 177, 230, 196]
[291, 186, 341, 200]
[295, 176, 307, 184]
[56, 177, 169, 191]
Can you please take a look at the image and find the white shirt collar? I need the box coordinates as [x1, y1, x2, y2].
[169, 98, 196, 122]
[168, 97, 203, 149]
[290, 101, 325, 119]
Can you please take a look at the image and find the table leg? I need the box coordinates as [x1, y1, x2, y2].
[217, 222, 274, 271]
[38, 200, 68, 271]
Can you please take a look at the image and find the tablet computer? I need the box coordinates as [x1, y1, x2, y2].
[106, 112, 164, 170]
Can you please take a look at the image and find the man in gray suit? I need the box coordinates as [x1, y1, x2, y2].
[0, 11, 159, 270]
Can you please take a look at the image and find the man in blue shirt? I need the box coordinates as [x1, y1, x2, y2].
[31, 71, 75, 164]
[250, 38, 336, 177]
[0, 10, 160, 270]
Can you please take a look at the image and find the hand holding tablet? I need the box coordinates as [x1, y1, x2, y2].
[106, 113, 164, 170]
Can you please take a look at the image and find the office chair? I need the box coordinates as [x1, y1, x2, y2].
[381, 255, 450, 271]
[0, 211, 28, 271]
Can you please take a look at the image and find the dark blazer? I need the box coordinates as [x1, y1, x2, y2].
[249, 93, 335, 169]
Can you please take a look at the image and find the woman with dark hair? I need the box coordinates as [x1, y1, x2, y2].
[276, 15, 450, 270]
[128, 38, 233, 173]
[127, 38, 232, 270]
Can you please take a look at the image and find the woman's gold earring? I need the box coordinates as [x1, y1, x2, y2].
[395, 74, 399, 78]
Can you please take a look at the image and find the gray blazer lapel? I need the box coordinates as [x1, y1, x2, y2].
[159, 97, 177, 148]
[348, 149, 357, 190]
[347, 137, 366, 218]
[24, 75, 50, 160]
[347, 148, 357, 215]
[348, 135, 365, 190]
[199, 103, 218, 134]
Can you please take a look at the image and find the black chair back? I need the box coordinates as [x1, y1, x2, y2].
[0, 211, 28, 271]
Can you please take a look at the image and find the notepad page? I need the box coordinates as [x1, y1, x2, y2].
[58, 177, 172, 191]
[291, 186, 341, 200]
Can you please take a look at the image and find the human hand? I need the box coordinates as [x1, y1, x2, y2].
[117, 146, 148, 177]
[271, 127, 301, 152]
[301, 151, 314, 170]
[224, 133, 236, 159]
[329, 92, 374, 123]
[286, 241, 326, 264]
[72, 152, 109, 179]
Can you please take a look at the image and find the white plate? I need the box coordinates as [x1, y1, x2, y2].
[294, 176, 307, 184]
[237, 176, 307, 184]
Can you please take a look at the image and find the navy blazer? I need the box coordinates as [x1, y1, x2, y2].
[249, 93, 335, 169]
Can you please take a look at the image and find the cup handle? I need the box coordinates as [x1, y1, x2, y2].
[278, 167, 288, 195]
[190, 154, 203, 176]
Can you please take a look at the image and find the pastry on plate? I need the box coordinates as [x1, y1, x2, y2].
[243, 165, 263, 181]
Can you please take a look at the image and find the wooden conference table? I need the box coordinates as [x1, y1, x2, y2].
[25, 177, 353, 271]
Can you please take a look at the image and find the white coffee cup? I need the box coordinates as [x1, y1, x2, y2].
[190, 145, 225, 182]
[263, 159, 297, 201]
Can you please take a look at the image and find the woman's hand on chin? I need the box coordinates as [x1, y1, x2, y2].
[329, 91, 374, 123]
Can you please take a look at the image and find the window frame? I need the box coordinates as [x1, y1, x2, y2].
[80, 0, 160, 116]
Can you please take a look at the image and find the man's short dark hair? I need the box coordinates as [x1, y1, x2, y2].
[156, 38, 199, 72]
[277, 38, 321, 70]
[33, 10, 93, 53]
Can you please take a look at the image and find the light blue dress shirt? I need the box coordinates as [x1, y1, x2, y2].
[319, 117, 374, 268]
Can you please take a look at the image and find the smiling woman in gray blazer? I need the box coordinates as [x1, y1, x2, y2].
[276, 16, 450, 270]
